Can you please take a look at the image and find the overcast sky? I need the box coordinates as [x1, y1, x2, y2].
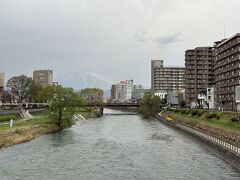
[0, 0, 240, 87]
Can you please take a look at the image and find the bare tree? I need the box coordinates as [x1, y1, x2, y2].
[1, 90, 12, 103]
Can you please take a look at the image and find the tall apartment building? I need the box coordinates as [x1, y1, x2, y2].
[0, 72, 4, 101]
[151, 60, 185, 93]
[33, 70, 53, 87]
[110, 84, 117, 101]
[215, 33, 240, 111]
[111, 80, 146, 102]
[185, 47, 214, 106]
[132, 85, 145, 100]
[115, 80, 133, 102]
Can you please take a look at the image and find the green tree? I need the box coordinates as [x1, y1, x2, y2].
[79, 88, 104, 107]
[139, 92, 162, 118]
[6, 75, 33, 103]
[38, 85, 83, 128]
[29, 82, 43, 103]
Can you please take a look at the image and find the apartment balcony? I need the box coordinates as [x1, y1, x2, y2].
[217, 47, 240, 60]
[218, 39, 240, 54]
[197, 71, 209, 74]
[217, 73, 240, 81]
[215, 55, 240, 69]
[216, 65, 240, 75]
[217, 80, 240, 88]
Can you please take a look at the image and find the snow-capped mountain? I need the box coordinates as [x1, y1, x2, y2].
[58, 71, 112, 91]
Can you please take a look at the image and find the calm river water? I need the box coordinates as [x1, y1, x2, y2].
[0, 109, 240, 180]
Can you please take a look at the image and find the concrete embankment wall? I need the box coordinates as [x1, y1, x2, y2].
[155, 115, 240, 171]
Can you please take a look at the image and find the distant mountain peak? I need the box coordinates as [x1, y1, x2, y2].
[58, 71, 112, 91]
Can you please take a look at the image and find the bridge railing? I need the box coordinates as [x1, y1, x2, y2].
[0, 103, 48, 108]
[106, 103, 140, 106]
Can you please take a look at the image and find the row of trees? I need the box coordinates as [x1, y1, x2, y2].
[1, 75, 104, 105]
[1, 75, 104, 128]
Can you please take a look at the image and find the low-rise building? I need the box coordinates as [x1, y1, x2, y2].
[154, 92, 168, 100]
[206, 87, 215, 109]
[167, 89, 185, 107]
[53, 81, 59, 86]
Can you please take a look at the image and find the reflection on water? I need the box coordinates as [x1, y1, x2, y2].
[0, 108, 239, 180]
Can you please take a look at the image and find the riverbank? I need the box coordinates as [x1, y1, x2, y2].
[0, 115, 59, 148]
[156, 114, 240, 171]
[0, 109, 98, 148]
[164, 109, 240, 144]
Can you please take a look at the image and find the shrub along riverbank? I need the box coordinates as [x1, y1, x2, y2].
[165, 108, 240, 144]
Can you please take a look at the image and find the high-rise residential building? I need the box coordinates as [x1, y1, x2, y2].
[214, 33, 240, 111]
[132, 85, 145, 100]
[151, 60, 185, 94]
[112, 81, 146, 102]
[185, 47, 214, 106]
[0, 72, 4, 101]
[33, 70, 53, 87]
[110, 84, 117, 101]
[125, 80, 133, 100]
[151, 60, 163, 92]
[115, 80, 133, 102]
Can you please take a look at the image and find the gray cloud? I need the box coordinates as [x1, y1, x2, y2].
[134, 31, 183, 46]
[133, 30, 148, 43]
[155, 32, 183, 46]
[0, 0, 239, 87]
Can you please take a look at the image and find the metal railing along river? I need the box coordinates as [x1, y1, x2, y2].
[173, 121, 240, 155]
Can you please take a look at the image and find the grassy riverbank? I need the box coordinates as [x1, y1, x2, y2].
[0, 109, 98, 148]
[164, 109, 240, 144]
[0, 114, 59, 148]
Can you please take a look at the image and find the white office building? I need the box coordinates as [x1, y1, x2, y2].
[132, 85, 144, 100]
[116, 80, 133, 102]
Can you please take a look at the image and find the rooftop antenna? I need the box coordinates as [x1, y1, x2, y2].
[224, 24, 226, 39]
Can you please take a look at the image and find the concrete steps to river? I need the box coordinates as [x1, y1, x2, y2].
[20, 110, 34, 120]
[73, 114, 86, 121]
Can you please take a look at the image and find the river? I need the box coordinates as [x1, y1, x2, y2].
[0, 109, 240, 180]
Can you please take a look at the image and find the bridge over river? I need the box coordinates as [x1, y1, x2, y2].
[0, 108, 239, 179]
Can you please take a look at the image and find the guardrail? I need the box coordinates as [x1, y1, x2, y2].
[166, 117, 240, 155]
[194, 128, 240, 154]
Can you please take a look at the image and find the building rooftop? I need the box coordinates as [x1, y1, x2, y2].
[217, 33, 240, 47]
